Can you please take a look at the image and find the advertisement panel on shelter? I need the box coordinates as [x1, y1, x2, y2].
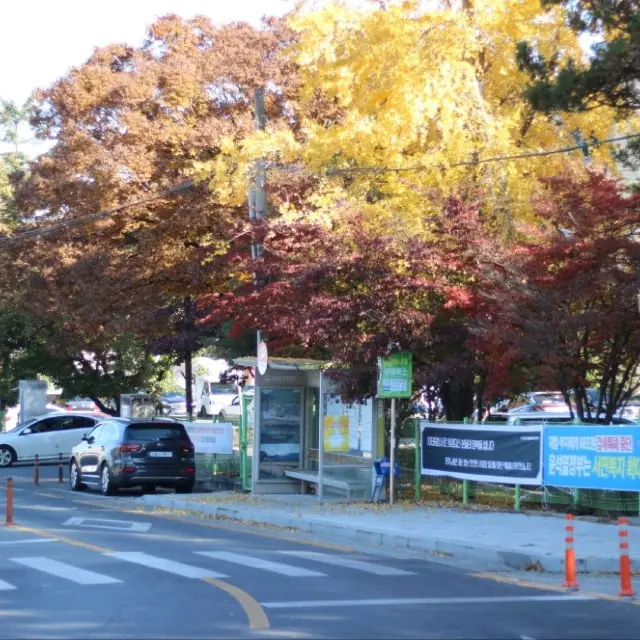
[421, 422, 542, 484]
[543, 425, 640, 491]
[186, 422, 234, 455]
[323, 415, 349, 452]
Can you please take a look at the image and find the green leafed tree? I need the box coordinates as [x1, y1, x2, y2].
[517, 0, 640, 113]
[0, 98, 31, 231]
[516, 0, 640, 169]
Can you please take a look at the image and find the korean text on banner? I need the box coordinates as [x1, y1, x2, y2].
[186, 423, 234, 455]
[420, 422, 542, 485]
[544, 425, 640, 491]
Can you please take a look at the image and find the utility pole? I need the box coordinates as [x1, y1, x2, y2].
[184, 296, 194, 423]
[249, 87, 267, 347]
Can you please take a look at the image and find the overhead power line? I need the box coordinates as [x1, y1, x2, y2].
[323, 132, 640, 176]
[0, 179, 195, 246]
[2, 131, 639, 247]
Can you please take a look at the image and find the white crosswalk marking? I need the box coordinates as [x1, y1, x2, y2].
[0, 578, 16, 590]
[195, 551, 327, 577]
[105, 552, 227, 579]
[10, 557, 121, 585]
[277, 551, 417, 576]
[0, 538, 56, 545]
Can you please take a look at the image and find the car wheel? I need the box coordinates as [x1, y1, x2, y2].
[0, 445, 15, 468]
[69, 460, 85, 492]
[175, 480, 195, 494]
[100, 463, 116, 496]
[198, 406, 208, 418]
[217, 412, 226, 422]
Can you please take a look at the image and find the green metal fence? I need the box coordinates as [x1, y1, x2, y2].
[396, 418, 640, 517]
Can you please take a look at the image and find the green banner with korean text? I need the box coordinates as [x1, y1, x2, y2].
[377, 352, 413, 398]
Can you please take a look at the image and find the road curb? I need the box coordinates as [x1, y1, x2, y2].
[141, 496, 625, 573]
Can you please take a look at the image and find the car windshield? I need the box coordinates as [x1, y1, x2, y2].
[484, 415, 509, 423]
[124, 424, 187, 441]
[162, 394, 185, 402]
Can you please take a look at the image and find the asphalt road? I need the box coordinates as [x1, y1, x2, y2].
[0, 464, 639, 639]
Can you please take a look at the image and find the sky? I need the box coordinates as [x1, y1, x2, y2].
[0, 0, 294, 105]
[0, 0, 598, 157]
[0, 0, 294, 155]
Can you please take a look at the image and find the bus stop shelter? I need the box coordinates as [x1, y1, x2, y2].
[233, 357, 384, 500]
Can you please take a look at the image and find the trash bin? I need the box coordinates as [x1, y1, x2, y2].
[374, 456, 400, 478]
[372, 457, 400, 503]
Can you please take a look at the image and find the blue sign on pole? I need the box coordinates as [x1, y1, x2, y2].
[543, 425, 640, 491]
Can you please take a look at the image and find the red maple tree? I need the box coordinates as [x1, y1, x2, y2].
[199, 198, 485, 415]
[472, 170, 640, 421]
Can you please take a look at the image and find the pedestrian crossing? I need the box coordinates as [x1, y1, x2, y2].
[10, 557, 122, 585]
[0, 548, 417, 591]
[106, 551, 227, 579]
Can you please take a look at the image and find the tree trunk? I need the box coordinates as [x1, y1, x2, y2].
[440, 377, 474, 422]
[92, 396, 118, 417]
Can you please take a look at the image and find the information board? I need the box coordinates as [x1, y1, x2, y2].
[377, 353, 412, 398]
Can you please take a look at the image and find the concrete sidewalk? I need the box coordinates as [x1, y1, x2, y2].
[141, 492, 637, 574]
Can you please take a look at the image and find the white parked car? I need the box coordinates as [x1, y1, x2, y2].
[215, 393, 254, 422]
[0, 411, 108, 468]
[2, 404, 66, 432]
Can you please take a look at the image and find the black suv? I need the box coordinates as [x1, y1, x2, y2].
[69, 417, 196, 495]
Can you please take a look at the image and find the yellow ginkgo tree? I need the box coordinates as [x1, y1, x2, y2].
[202, 0, 634, 236]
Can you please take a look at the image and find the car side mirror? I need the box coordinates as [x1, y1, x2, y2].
[81, 433, 89, 442]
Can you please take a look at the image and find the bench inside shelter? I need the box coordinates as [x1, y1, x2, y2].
[284, 448, 372, 499]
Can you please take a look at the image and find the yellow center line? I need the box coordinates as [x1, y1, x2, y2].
[201, 577, 270, 630]
[8, 524, 112, 553]
[3, 521, 270, 630]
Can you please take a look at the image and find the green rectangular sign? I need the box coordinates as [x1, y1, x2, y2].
[377, 352, 413, 398]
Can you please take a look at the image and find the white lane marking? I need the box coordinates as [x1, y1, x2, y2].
[260, 595, 592, 609]
[64, 517, 151, 532]
[0, 578, 16, 590]
[195, 551, 327, 577]
[10, 557, 121, 585]
[0, 538, 56, 545]
[278, 551, 416, 576]
[105, 552, 227, 578]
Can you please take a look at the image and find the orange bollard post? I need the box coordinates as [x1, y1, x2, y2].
[33, 454, 39, 486]
[618, 517, 635, 597]
[563, 513, 579, 589]
[58, 453, 63, 483]
[6, 477, 13, 526]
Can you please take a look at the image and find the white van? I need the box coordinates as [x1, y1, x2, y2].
[195, 379, 238, 418]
